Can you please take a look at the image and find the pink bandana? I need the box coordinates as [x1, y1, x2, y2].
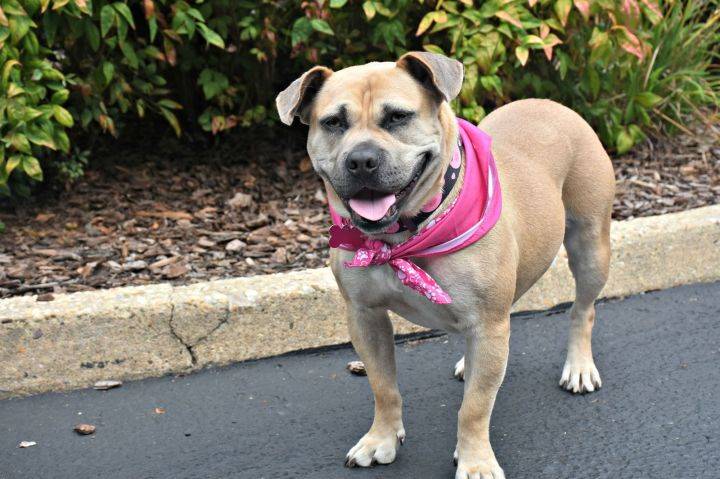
[328, 118, 502, 304]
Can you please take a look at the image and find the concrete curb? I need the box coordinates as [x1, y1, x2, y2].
[2, 205, 719, 398]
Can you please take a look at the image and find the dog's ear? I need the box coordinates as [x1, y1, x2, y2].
[397, 52, 463, 103]
[276, 66, 333, 126]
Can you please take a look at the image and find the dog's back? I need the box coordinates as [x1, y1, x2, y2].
[480, 98, 615, 300]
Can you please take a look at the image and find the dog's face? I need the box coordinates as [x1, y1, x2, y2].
[276, 52, 463, 234]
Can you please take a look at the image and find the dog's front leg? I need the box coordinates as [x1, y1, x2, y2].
[455, 312, 510, 479]
[344, 305, 405, 468]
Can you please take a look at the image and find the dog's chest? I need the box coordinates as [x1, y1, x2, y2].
[334, 254, 468, 332]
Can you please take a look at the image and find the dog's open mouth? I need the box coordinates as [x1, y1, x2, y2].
[346, 153, 431, 227]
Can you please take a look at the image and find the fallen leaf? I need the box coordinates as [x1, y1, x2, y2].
[33, 248, 58, 257]
[149, 256, 181, 270]
[136, 210, 193, 221]
[299, 157, 313, 172]
[228, 192, 253, 209]
[122, 260, 148, 272]
[162, 263, 188, 279]
[225, 239, 246, 252]
[35, 213, 55, 223]
[74, 423, 96, 435]
[77, 262, 99, 278]
[346, 361, 367, 376]
[271, 247, 288, 264]
[106, 261, 122, 272]
[197, 237, 216, 248]
[314, 189, 327, 204]
[93, 380, 122, 390]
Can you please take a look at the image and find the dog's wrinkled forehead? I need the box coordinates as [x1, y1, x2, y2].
[275, 52, 463, 127]
[312, 63, 429, 124]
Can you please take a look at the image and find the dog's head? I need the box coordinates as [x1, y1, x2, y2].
[276, 52, 463, 234]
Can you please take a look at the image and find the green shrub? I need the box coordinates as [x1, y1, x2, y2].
[0, 0, 718, 195]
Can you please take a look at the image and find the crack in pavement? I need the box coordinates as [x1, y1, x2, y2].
[166, 288, 198, 366]
[166, 289, 233, 367]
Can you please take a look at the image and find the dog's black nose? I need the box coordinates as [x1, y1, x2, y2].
[346, 143, 382, 177]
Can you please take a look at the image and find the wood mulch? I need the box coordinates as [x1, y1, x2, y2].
[0, 122, 718, 299]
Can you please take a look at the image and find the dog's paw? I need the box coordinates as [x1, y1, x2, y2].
[344, 428, 405, 467]
[559, 359, 602, 394]
[453, 356, 465, 381]
[453, 450, 505, 479]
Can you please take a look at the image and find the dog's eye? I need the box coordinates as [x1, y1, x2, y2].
[321, 116, 344, 131]
[383, 110, 414, 129]
[391, 111, 409, 122]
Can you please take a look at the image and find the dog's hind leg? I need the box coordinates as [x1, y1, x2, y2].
[559, 210, 611, 393]
[344, 305, 405, 467]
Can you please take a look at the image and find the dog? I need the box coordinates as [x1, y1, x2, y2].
[276, 52, 614, 479]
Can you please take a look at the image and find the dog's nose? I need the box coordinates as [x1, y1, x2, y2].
[346, 143, 382, 177]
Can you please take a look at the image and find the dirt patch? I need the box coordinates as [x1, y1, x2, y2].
[1, 123, 718, 299]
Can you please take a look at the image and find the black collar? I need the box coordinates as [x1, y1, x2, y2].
[395, 139, 464, 233]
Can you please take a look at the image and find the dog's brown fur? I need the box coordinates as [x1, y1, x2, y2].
[277, 52, 615, 479]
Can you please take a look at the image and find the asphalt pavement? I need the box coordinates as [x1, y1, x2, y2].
[2, 282, 719, 479]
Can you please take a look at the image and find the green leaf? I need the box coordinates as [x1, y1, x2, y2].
[416, 12, 434, 36]
[117, 16, 128, 43]
[148, 17, 157, 42]
[112, 2, 135, 29]
[102, 61, 115, 85]
[80, 109, 92, 128]
[330, 0, 347, 7]
[26, 124, 56, 149]
[7, 133, 31, 153]
[119, 41, 139, 69]
[587, 67, 600, 99]
[9, 15, 33, 44]
[160, 107, 181, 137]
[422, 44, 445, 54]
[554, 0, 572, 26]
[186, 7, 205, 22]
[2, 60, 21, 87]
[157, 99, 182, 110]
[100, 5, 115, 37]
[21, 156, 43, 181]
[54, 129, 70, 152]
[1, 1, 27, 16]
[291, 17, 312, 46]
[52, 105, 74, 127]
[515, 46, 529, 66]
[480, 75, 502, 95]
[634, 92, 662, 108]
[310, 19, 333, 35]
[362, 1, 376, 20]
[6, 155, 22, 174]
[197, 23, 225, 48]
[86, 21, 100, 51]
[616, 129, 634, 154]
[197, 68, 229, 100]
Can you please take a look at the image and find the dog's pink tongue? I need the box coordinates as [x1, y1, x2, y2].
[349, 193, 396, 221]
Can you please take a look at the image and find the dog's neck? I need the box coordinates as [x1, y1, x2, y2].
[372, 135, 466, 245]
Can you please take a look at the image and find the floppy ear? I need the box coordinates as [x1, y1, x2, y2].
[396, 52, 464, 103]
[275, 66, 333, 126]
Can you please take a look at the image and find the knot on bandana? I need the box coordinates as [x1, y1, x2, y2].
[343, 239, 452, 304]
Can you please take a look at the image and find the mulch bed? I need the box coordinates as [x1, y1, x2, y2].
[0, 122, 718, 299]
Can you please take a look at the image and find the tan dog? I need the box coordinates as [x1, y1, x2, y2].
[276, 52, 614, 479]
